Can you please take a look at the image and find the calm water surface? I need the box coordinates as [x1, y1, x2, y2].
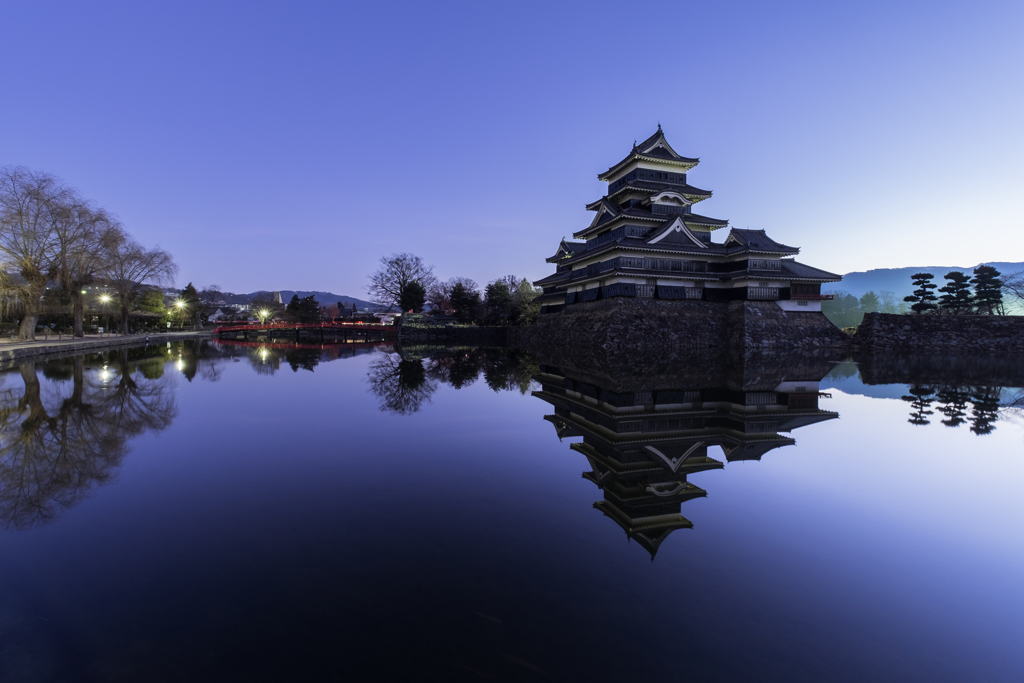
[0, 341, 1022, 681]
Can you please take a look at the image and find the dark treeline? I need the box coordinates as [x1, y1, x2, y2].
[902, 266, 1007, 315]
[901, 384, 1020, 434]
[0, 167, 177, 339]
[366, 253, 539, 326]
[825, 265, 1021, 328]
[822, 290, 904, 328]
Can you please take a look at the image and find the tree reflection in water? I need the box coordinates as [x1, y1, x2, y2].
[367, 347, 539, 415]
[367, 354, 437, 415]
[0, 348, 177, 530]
[901, 384, 1012, 434]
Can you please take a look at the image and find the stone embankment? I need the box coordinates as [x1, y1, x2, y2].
[0, 331, 214, 367]
[398, 325, 507, 346]
[856, 312, 1024, 353]
[509, 298, 848, 365]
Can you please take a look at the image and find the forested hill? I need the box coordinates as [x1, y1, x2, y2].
[224, 291, 376, 309]
[829, 262, 1024, 299]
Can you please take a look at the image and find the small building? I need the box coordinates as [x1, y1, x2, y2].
[534, 127, 840, 314]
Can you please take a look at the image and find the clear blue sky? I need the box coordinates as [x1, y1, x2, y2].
[2, 0, 1022, 295]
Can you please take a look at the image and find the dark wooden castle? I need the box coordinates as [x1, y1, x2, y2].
[534, 127, 841, 314]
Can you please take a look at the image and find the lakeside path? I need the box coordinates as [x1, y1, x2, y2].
[0, 331, 215, 367]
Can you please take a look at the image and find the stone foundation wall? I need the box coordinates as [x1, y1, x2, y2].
[398, 325, 507, 346]
[508, 298, 848, 366]
[728, 301, 851, 350]
[856, 313, 1024, 352]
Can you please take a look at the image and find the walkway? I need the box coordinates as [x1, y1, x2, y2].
[0, 331, 214, 366]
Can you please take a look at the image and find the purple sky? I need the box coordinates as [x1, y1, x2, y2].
[3, 1, 1022, 296]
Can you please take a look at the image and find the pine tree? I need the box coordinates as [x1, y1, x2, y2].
[969, 388, 1001, 435]
[399, 281, 426, 312]
[859, 291, 880, 314]
[450, 282, 481, 322]
[971, 265, 1003, 314]
[286, 294, 302, 321]
[901, 386, 935, 425]
[938, 271, 972, 314]
[903, 273, 938, 314]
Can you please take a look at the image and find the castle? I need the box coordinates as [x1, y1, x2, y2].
[534, 127, 841, 314]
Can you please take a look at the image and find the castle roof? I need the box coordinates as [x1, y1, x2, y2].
[778, 260, 842, 282]
[724, 229, 799, 254]
[545, 239, 585, 263]
[598, 127, 700, 181]
[606, 179, 712, 202]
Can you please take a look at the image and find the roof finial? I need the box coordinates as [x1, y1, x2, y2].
[657, 121, 662, 131]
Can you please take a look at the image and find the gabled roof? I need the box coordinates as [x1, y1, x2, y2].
[583, 198, 621, 230]
[598, 127, 700, 181]
[635, 125, 692, 162]
[684, 213, 729, 229]
[608, 179, 713, 202]
[545, 238, 585, 263]
[724, 229, 799, 254]
[645, 217, 709, 249]
[779, 260, 843, 282]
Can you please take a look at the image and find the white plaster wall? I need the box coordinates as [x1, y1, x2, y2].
[776, 299, 822, 312]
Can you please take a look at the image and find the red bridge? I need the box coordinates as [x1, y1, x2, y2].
[214, 321, 396, 343]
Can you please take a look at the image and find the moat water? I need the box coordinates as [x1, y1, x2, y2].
[0, 341, 1022, 681]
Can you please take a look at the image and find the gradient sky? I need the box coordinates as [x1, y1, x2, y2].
[2, 0, 1022, 296]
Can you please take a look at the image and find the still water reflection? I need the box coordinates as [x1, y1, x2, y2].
[0, 341, 1021, 681]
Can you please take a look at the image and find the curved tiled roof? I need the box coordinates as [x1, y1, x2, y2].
[725, 229, 799, 254]
[607, 180, 712, 200]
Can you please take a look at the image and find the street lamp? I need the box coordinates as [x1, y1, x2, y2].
[97, 293, 112, 336]
[257, 308, 271, 324]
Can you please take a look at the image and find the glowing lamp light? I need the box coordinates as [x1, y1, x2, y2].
[99, 294, 111, 303]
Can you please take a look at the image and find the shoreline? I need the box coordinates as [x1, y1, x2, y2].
[0, 331, 215, 367]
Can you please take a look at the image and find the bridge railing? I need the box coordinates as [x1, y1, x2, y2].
[214, 321, 393, 334]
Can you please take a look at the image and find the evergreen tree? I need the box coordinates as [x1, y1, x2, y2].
[969, 388, 1001, 435]
[181, 282, 200, 306]
[937, 271, 972, 314]
[450, 282, 481, 322]
[859, 291, 880, 314]
[298, 295, 321, 322]
[399, 280, 426, 312]
[174, 282, 201, 325]
[971, 265, 1003, 314]
[901, 385, 935, 425]
[286, 294, 302, 320]
[484, 280, 513, 325]
[936, 386, 971, 428]
[821, 291, 862, 328]
[903, 273, 938, 314]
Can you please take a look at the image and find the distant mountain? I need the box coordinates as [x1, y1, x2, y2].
[829, 262, 1024, 299]
[224, 291, 377, 310]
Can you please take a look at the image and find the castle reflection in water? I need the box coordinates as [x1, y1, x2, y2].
[531, 357, 838, 557]
[1, 340, 1020, 541]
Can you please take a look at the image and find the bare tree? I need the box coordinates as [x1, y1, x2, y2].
[1002, 271, 1024, 312]
[52, 203, 120, 337]
[199, 284, 223, 305]
[366, 253, 436, 310]
[427, 276, 477, 314]
[0, 167, 70, 340]
[102, 230, 177, 334]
